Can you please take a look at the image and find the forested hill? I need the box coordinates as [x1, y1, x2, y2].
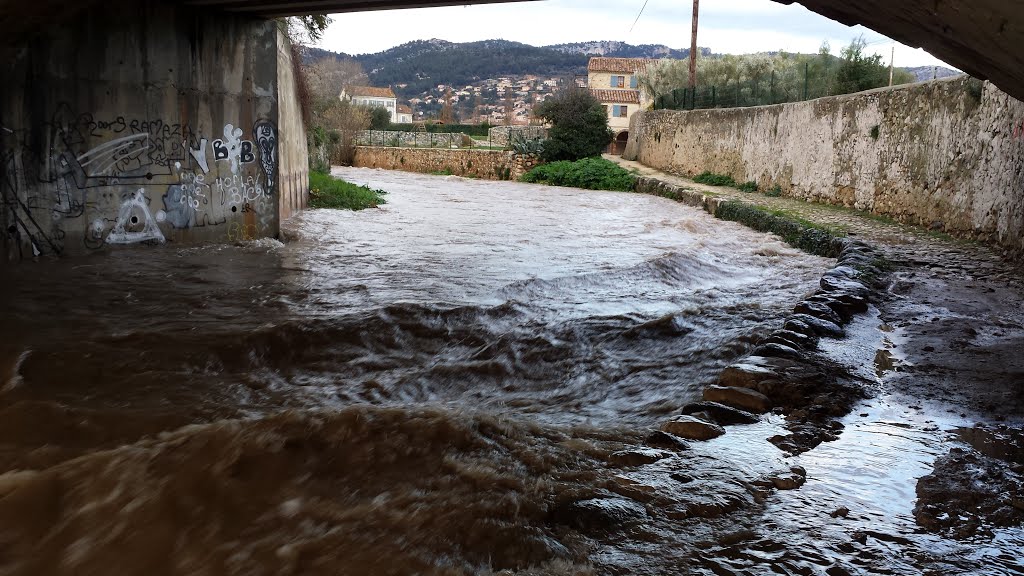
[305, 40, 583, 98]
[305, 39, 701, 99]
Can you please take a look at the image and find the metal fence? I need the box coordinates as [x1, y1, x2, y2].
[653, 65, 839, 111]
[356, 130, 510, 150]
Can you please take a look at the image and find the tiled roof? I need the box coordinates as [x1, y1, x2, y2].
[587, 57, 655, 74]
[346, 86, 396, 98]
[590, 89, 640, 104]
[398, 104, 413, 113]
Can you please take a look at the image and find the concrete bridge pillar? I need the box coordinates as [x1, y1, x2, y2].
[0, 1, 308, 260]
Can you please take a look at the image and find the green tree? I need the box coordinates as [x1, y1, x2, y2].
[298, 15, 331, 43]
[832, 36, 894, 94]
[534, 86, 612, 161]
[369, 107, 391, 130]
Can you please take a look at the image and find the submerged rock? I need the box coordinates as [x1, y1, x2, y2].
[608, 448, 673, 467]
[804, 294, 857, 322]
[661, 415, 726, 441]
[785, 314, 845, 338]
[764, 329, 818, 350]
[718, 355, 814, 394]
[827, 265, 863, 281]
[770, 472, 806, 490]
[644, 430, 691, 451]
[718, 356, 795, 389]
[702, 385, 772, 414]
[664, 486, 755, 520]
[753, 342, 805, 360]
[681, 401, 761, 425]
[824, 292, 870, 313]
[831, 506, 850, 518]
[551, 497, 649, 533]
[793, 300, 844, 325]
[820, 274, 869, 298]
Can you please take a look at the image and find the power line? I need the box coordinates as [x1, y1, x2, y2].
[629, 0, 650, 34]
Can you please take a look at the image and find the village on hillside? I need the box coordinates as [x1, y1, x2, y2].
[331, 56, 655, 134]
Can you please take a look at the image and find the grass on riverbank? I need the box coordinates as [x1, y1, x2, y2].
[520, 157, 637, 192]
[716, 200, 847, 257]
[309, 172, 387, 210]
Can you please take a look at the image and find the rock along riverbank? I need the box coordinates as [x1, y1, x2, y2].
[610, 155, 1024, 540]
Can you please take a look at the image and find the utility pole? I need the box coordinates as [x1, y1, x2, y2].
[888, 44, 895, 87]
[689, 0, 699, 88]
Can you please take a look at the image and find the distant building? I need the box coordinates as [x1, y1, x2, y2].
[340, 86, 398, 122]
[397, 104, 414, 124]
[587, 57, 655, 154]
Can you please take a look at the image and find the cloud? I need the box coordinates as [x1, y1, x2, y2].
[317, 0, 955, 69]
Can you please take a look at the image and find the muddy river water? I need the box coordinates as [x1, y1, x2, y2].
[0, 167, 1020, 575]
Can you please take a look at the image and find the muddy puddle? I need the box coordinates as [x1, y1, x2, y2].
[0, 167, 1021, 575]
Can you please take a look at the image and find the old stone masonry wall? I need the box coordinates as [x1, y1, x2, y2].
[353, 148, 539, 181]
[0, 2, 302, 261]
[624, 77, 1024, 255]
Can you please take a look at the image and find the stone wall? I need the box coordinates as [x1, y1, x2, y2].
[488, 126, 547, 147]
[0, 0, 306, 261]
[352, 147, 539, 180]
[624, 77, 1024, 255]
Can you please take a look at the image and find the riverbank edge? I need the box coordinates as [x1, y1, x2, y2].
[631, 173, 890, 456]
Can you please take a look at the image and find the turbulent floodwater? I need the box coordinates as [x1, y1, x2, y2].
[0, 167, 1019, 575]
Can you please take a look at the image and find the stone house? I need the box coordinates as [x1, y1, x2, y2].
[587, 57, 655, 154]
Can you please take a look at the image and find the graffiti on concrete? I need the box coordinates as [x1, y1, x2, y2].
[0, 104, 280, 259]
[106, 189, 166, 245]
[255, 121, 278, 195]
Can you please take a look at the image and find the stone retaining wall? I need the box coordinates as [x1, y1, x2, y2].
[352, 147, 540, 180]
[624, 76, 1024, 256]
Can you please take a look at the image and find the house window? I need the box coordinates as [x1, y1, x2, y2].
[610, 75, 625, 88]
[619, 106, 628, 118]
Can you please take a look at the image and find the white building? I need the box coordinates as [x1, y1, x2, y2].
[340, 86, 399, 123]
[397, 104, 414, 124]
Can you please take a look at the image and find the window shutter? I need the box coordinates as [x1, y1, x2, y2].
[610, 76, 617, 88]
[612, 105, 620, 117]
[630, 76, 638, 89]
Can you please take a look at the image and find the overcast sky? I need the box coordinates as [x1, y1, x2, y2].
[317, 0, 955, 69]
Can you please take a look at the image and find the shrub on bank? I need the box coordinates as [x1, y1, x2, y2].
[716, 201, 845, 257]
[692, 171, 738, 187]
[308, 172, 388, 210]
[520, 157, 637, 192]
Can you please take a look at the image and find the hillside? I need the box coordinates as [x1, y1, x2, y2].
[307, 39, 707, 99]
[903, 65, 962, 82]
[359, 39, 587, 98]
